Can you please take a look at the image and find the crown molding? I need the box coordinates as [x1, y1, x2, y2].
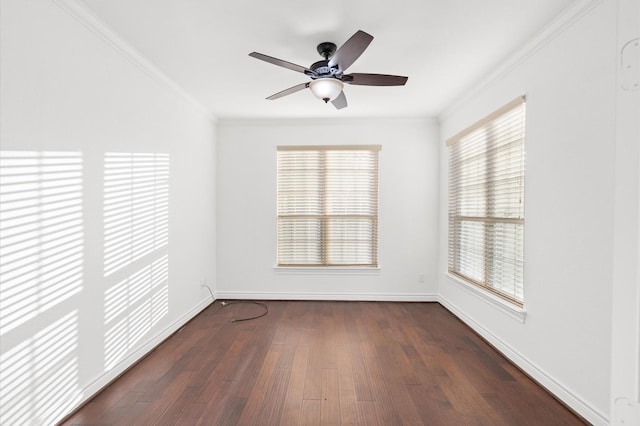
[52, 0, 217, 123]
[438, 0, 606, 121]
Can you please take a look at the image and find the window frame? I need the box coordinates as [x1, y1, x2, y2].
[447, 96, 526, 306]
[276, 145, 381, 268]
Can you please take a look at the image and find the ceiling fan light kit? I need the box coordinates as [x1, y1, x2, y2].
[249, 30, 408, 110]
[309, 78, 344, 102]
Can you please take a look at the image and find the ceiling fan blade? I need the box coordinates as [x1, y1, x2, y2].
[331, 91, 348, 109]
[249, 52, 315, 76]
[344, 73, 408, 86]
[266, 82, 309, 100]
[328, 30, 373, 72]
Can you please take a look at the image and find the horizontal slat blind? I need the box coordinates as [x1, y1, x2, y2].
[277, 145, 380, 267]
[447, 97, 526, 305]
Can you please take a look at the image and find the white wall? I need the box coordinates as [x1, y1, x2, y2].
[610, 0, 640, 423]
[437, 0, 618, 424]
[216, 118, 439, 300]
[0, 0, 216, 424]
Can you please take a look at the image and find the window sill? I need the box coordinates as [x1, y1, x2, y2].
[274, 266, 381, 275]
[445, 273, 527, 323]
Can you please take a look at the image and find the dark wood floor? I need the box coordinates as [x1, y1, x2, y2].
[61, 301, 585, 425]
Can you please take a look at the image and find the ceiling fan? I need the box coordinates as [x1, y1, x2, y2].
[249, 30, 408, 110]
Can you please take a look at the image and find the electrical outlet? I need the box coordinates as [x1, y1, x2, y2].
[418, 273, 425, 283]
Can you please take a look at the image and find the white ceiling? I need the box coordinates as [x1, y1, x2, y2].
[77, 0, 577, 119]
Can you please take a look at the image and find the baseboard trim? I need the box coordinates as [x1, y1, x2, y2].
[59, 296, 214, 423]
[216, 291, 438, 302]
[438, 294, 609, 426]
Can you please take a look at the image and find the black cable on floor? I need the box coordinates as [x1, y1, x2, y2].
[202, 284, 215, 301]
[221, 301, 269, 323]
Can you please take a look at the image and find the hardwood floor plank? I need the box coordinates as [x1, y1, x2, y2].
[96, 390, 145, 425]
[336, 344, 358, 424]
[153, 385, 199, 425]
[320, 368, 340, 424]
[407, 383, 458, 425]
[347, 343, 374, 402]
[225, 306, 283, 400]
[300, 399, 321, 425]
[195, 382, 237, 425]
[280, 344, 310, 424]
[208, 396, 246, 426]
[190, 329, 252, 402]
[356, 400, 383, 426]
[358, 341, 403, 424]
[303, 365, 322, 401]
[234, 347, 281, 425]
[275, 343, 297, 370]
[302, 339, 325, 401]
[369, 344, 424, 425]
[60, 301, 587, 426]
[437, 352, 511, 425]
[257, 367, 291, 425]
[174, 401, 206, 424]
[130, 370, 194, 424]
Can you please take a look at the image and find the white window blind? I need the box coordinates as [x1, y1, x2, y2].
[277, 145, 380, 267]
[447, 97, 526, 305]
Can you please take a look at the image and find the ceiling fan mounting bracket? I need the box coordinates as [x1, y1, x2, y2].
[316, 42, 337, 60]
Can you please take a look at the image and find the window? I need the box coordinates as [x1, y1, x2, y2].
[447, 97, 526, 305]
[277, 145, 380, 267]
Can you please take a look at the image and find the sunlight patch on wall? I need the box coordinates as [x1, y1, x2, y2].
[0, 311, 82, 425]
[0, 151, 83, 335]
[103, 153, 169, 276]
[103, 153, 169, 370]
[104, 254, 169, 369]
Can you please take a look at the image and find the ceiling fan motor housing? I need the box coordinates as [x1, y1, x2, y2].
[310, 60, 341, 79]
[310, 42, 342, 80]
